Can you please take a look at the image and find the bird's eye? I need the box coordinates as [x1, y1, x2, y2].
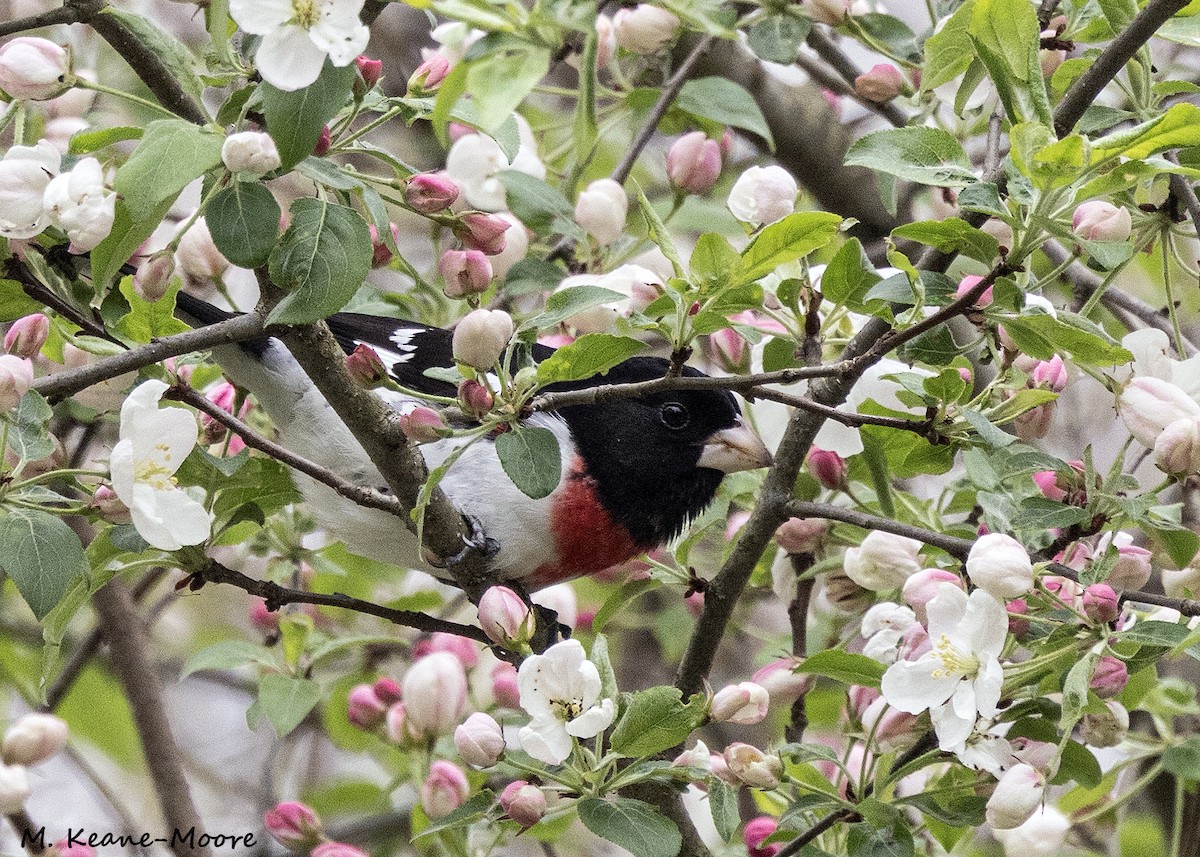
[660, 402, 690, 430]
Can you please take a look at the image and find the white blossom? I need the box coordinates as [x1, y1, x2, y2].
[445, 117, 545, 211]
[727, 165, 796, 226]
[0, 141, 59, 239]
[843, 530, 923, 591]
[229, 0, 370, 91]
[109, 380, 212, 551]
[42, 156, 115, 251]
[517, 639, 615, 764]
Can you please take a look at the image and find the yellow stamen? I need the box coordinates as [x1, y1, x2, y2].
[930, 633, 980, 679]
[291, 0, 320, 29]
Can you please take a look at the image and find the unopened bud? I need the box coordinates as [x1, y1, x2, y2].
[4, 314, 48, 358]
[175, 217, 230, 282]
[710, 682, 770, 724]
[439, 249, 493, 297]
[854, 63, 904, 102]
[452, 308, 513, 369]
[807, 447, 847, 491]
[743, 816, 780, 857]
[1119, 377, 1200, 447]
[458, 379, 494, 416]
[1083, 583, 1119, 624]
[1090, 655, 1128, 698]
[491, 661, 519, 708]
[406, 172, 460, 214]
[1072, 201, 1132, 242]
[454, 211, 509, 255]
[612, 5, 681, 53]
[1080, 700, 1129, 747]
[986, 764, 1045, 830]
[0, 37, 71, 101]
[724, 743, 782, 789]
[500, 780, 547, 827]
[2, 713, 68, 766]
[454, 712, 505, 768]
[263, 801, 324, 850]
[751, 659, 811, 707]
[134, 252, 176, 302]
[311, 843, 368, 857]
[774, 517, 826, 555]
[402, 652, 468, 738]
[313, 125, 332, 156]
[477, 585, 536, 647]
[398, 404, 447, 443]
[1032, 470, 1067, 502]
[955, 274, 993, 307]
[1029, 355, 1067, 391]
[221, 131, 281, 177]
[346, 683, 388, 729]
[1154, 416, 1200, 475]
[1007, 598, 1030, 639]
[355, 55, 383, 91]
[345, 343, 388, 388]
[966, 533, 1035, 599]
[408, 54, 451, 94]
[667, 132, 722, 195]
[92, 485, 132, 524]
[422, 760, 469, 818]
[802, 0, 850, 25]
[0, 355, 34, 412]
[368, 223, 400, 268]
[574, 178, 627, 246]
[372, 676, 401, 704]
[902, 568, 963, 621]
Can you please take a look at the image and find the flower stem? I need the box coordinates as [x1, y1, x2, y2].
[77, 79, 179, 118]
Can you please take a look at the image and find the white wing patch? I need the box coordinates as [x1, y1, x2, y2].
[382, 328, 419, 366]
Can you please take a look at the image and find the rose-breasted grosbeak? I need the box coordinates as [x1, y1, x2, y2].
[177, 293, 772, 588]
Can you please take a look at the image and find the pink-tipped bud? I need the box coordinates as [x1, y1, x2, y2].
[1032, 470, 1067, 502]
[477, 586, 537, 648]
[408, 54, 450, 94]
[751, 659, 812, 707]
[402, 652, 468, 739]
[854, 63, 905, 102]
[986, 763, 1045, 830]
[406, 172, 460, 214]
[312, 843, 368, 857]
[372, 677, 402, 705]
[807, 447, 847, 491]
[0, 37, 71, 101]
[0, 355, 35, 412]
[4, 314, 48, 358]
[1154, 416, 1200, 475]
[263, 801, 324, 850]
[454, 212, 509, 256]
[500, 780, 547, 828]
[133, 251, 175, 302]
[1030, 355, 1067, 391]
[774, 517, 827, 554]
[92, 485, 131, 524]
[439, 249, 493, 297]
[901, 568, 963, 622]
[667, 132, 722, 195]
[53, 840, 95, 857]
[1109, 541, 1152, 590]
[368, 223, 400, 268]
[249, 598, 278, 632]
[743, 817, 780, 857]
[1090, 655, 1128, 698]
[2, 713, 67, 767]
[345, 343, 388, 388]
[398, 404, 447, 443]
[453, 308, 513, 369]
[346, 683, 388, 729]
[491, 661, 519, 708]
[1007, 598, 1030, 639]
[422, 761, 469, 819]
[457, 379, 494, 416]
[710, 682, 770, 724]
[710, 327, 747, 371]
[355, 55, 383, 91]
[415, 632, 478, 668]
[955, 274, 993, 307]
[313, 125, 332, 157]
[724, 743, 782, 789]
[1073, 200, 1132, 242]
[454, 712, 505, 768]
[1083, 583, 1119, 624]
[385, 702, 419, 747]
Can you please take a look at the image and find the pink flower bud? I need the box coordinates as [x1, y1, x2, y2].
[415, 632, 479, 668]
[710, 682, 770, 724]
[854, 63, 905, 102]
[0, 355, 34, 412]
[986, 763, 1045, 830]
[500, 780, 547, 827]
[355, 55, 383, 90]
[1090, 655, 1128, 698]
[1083, 583, 1119, 624]
[1154, 416, 1200, 475]
[406, 172, 460, 214]
[54, 840, 95, 857]
[966, 533, 1035, 599]
[724, 742, 782, 789]
[134, 251, 176, 302]
[1072, 200, 1132, 242]
[954, 274, 993, 307]
[710, 327, 747, 371]
[175, 216, 230, 282]
[0, 38, 70, 100]
[807, 447, 847, 491]
[774, 517, 826, 554]
[4, 314, 48, 359]
[313, 125, 332, 156]
[901, 568, 963, 621]
[312, 843, 368, 857]
[408, 54, 450, 94]
[727, 165, 796, 226]
[1080, 700, 1128, 747]
[422, 760, 469, 819]
[1007, 598, 1030, 638]
[1013, 401, 1055, 441]
[2, 713, 67, 766]
[1109, 541, 1152, 590]
[1044, 575, 1082, 608]
[667, 132, 722, 195]
[345, 343, 388, 388]
[368, 223, 400, 268]
[860, 696, 922, 751]
[1032, 470, 1067, 502]
[452, 308, 513, 369]
[477, 585, 536, 647]
[439, 249, 493, 297]
[491, 661, 520, 708]
[743, 817, 780, 857]
[454, 211, 509, 255]
[263, 801, 324, 850]
[1010, 737, 1059, 777]
[1030, 355, 1067, 391]
[612, 5, 681, 53]
[249, 598, 278, 632]
[221, 131, 281, 177]
[385, 701, 419, 746]
[402, 652, 468, 738]
[455, 712, 505, 768]
[398, 404, 447, 443]
[574, 178, 627, 245]
[457, 379, 494, 416]
[1120, 377, 1200, 447]
[751, 659, 811, 706]
[372, 676, 402, 704]
[92, 485, 131, 524]
[346, 683, 387, 729]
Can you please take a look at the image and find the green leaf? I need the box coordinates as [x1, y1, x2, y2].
[6, 391, 53, 463]
[1092, 103, 1200, 161]
[1060, 650, 1098, 730]
[465, 47, 550, 134]
[997, 312, 1131, 366]
[261, 62, 357, 171]
[1119, 621, 1193, 647]
[525, 286, 628, 331]
[499, 170, 574, 235]
[266, 198, 373, 324]
[102, 7, 206, 105]
[794, 649, 885, 688]
[677, 77, 774, 149]
[709, 779, 740, 841]
[634, 185, 684, 277]
[68, 126, 143, 155]
[845, 127, 977, 187]
[892, 218, 999, 263]
[821, 238, 880, 309]
[114, 275, 190, 343]
[610, 686, 706, 757]
[256, 673, 321, 737]
[747, 16, 810, 64]
[412, 791, 494, 838]
[845, 821, 915, 857]
[967, 0, 1052, 126]
[114, 119, 224, 216]
[736, 212, 843, 285]
[1162, 736, 1200, 778]
[495, 425, 562, 499]
[690, 233, 740, 292]
[578, 797, 682, 857]
[536, 334, 646, 383]
[0, 280, 43, 322]
[593, 577, 661, 632]
[206, 181, 282, 268]
[921, 0, 976, 92]
[1009, 497, 1092, 530]
[0, 508, 88, 620]
[1151, 525, 1200, 569]
[181, 640, 278, 678]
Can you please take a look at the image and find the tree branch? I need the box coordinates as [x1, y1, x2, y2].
[785, 564, 813, 744]
[803, 27, 910, 129]
[0, 0, 103, 38]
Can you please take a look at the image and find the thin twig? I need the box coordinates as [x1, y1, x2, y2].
[785, 565, 813, 744]
[785, 500, 973, 558]
[803, 28, 910, 129]
[776, 808, 855, 857]
[751, 387, 936, 434]
[0, 0, 101, 38]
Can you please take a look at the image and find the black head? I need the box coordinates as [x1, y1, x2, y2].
[549, 357, 770, 549]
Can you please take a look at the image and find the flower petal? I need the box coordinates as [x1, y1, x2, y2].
[931, 700, 974, 752]
[973, 658, 1004, 719]
[519, 716, 572, 765]
[881, 655, 959, 714]
[925, 583, 968, 640]
[109, 438, 135, 505]
[565, 698, 614, 739]
[229, 0, 292, 34]
[255, 27, 328, 91]
[964, 589, 1009, 659]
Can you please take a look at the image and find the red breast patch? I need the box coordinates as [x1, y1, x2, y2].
[528, 456, 641, 588]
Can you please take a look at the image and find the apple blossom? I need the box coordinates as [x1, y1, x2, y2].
[477, 585, 536, 648]
[354, 54, 382, 90]
[221, 131, 281, 177]
[397, 403, 447, 443]
[311, 843, 368, 857]
[452, 308, 514, 369]
[1083, 584, 1119, 624]
[517, 639, 615, 764]
[109, 380, 212, 551]
[532, 583, 578, 629]
[409, 54, 450, 94]
[1072, 200, 1132, 242]
[405, 172, 459, 214]
[402, 652, 468, 738]
[457, 379, 494, 416]
[175, 216, 231, 282]
[0, 141, 59, 239]
[454, 712, 505, 768]
[373, 677, 401, 704]
[454, 211, 509, 255]
[667, 132, 722, 195]
[993, 806, 1071, 857]
[344, 343, 387, 388]
[902, 568, 963, 621]
[1118, 376, 1200, 447]
[491, 661, 520, 708]
[1089, 655, 1128, 698]
[842, 530, 923, 591]
[0, 38, 70, 100]
[774, 517, 826, 554]
[92, 485, 131, 524]
[1154, 416, 1200, 474]
[710, 682, 770, 724]
[807, 447, 848, 490]
[384, 702, 418, 746]
[346, 683, 387, 729]
[444, 121, 544, 211]
[1104, 533, 1152, 590]
[743, 817, 780, 857]
[955, 274, 993, 307]
[487, 212, 530, 278]
[439, 249, 493, 297]
[1079, 700, 1128, 747]
[612, 5, 681, 53]
[802, 0, 850, 25]
[966, 533, 1035, 599]
[1029, 355, 1068, 391]
[421, 761, 469, 818]
[4, 314, 48, 358]
[861, 602, 920, 664]
[2, 713, 68, 766]
[228, 0, 369, 91]
[413, 633, 478, 668]
[724, 743, 782, 789]
[751, 659, 811, 706]
[264, 801, 323, 850]
[727, 165, 797, 226]
[574, 178, 627, 245]
[854, 64, 905, 102]
[500, 781, 547, 827]
[134, 252, 176, 302]
[986, 764, 1045, 830]
[0, 355, 33, 412]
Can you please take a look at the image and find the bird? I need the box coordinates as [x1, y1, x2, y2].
[175, 292, 773, 589]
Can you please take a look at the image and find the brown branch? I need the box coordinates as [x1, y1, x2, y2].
[92, 578, 212, 857]
[6, 810, 45, 855]
[163, 384, 408, 519]
[785, 563, 813, 744]
[194, 558, 493, 643]
[750, 387, 935, 434]
[776, 808, 855, 857]
[1053, 0, 1191, 138]
[803, 27, 910, 129]
[785, 500, 973, 559]
[0, 0, 102, 38]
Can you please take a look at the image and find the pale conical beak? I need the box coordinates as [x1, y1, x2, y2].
[697, 417, 774, 473]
